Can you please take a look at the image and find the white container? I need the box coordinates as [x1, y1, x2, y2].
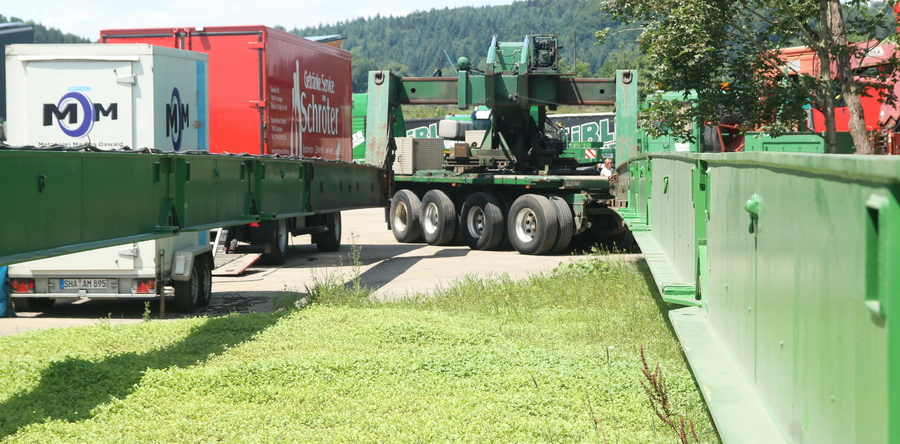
[5, 44, 213, 312]
[5, 43, 209, 151]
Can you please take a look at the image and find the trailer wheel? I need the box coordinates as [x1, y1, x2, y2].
[391, 190, 423, 243]
[461, 192, 505, 250]
[196, 255, 213, 308]
[495, 193, 514, 250]
[508, 194, 559, 255]
[421, 190, 458, 246]
[11, 297, 55, 312]
[314, 212, 342, 252]
[546, 195, 574, 255]
[259, 219, 289, 265]
[174, 261, 201, 312]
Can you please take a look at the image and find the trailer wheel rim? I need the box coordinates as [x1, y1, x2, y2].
[466, 206, 486, 239]
[276, 219, 288, 253]
[393, 201, 410, 231]
[423, 202, 439, 234]
[513, 208, 538, 243]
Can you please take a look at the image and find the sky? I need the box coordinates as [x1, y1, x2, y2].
[4, 0, 517, 41]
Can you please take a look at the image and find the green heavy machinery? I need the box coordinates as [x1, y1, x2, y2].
[366, 34, 636, 255]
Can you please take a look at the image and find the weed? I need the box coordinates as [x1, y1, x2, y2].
[640, 345, 701, 444]
[305, 236, 371, 306]
[584, 386, 608, 443]
[142, 301, 151, 322]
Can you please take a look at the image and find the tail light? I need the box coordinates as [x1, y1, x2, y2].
[10, 279, 35, 294]
[132, 279, 157, 294]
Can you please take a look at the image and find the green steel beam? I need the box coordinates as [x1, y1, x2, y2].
[555, 78, 617, 106]
[0, 150, 387, 266]
[620, 149, 900, 443]
[614, 70, 639, 165]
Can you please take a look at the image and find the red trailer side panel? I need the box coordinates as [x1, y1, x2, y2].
[100, 26, 351, 159]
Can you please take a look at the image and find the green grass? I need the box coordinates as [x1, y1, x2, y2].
[0, 255, 718, 443]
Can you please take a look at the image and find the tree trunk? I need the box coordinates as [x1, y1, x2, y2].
[818, 49, 839, 153]
[825, 0, 871, 154]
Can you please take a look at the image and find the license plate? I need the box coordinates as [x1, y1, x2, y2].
[61, 279, 107, 289]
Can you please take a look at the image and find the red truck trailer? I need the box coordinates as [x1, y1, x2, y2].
[100, 26, 353, 160]
[100, 26, 362, 265]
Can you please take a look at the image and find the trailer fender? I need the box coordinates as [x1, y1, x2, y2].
[171, 245, 213, 282]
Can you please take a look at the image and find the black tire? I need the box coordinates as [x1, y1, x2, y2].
[260, 219, 289, 265]
[391, 190, 423, 243]
[460, 192, 505, 250]
[495, 193, 514, 251]
[702, 125, 721, 152]
[420, 190, 457, 246]
[507, 194, 559, 255]
[196, 255, 213, 308]
[314, 212, 342, 252]
[546, 195, 574, 255]
[704, 115, 743, 152]
[11, 297, 54, 312]
[174, 261, 201, 312]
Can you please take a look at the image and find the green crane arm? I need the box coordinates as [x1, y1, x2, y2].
[364, 34, 639, 168]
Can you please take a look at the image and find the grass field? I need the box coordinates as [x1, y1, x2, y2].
[0, 254, 718, 443]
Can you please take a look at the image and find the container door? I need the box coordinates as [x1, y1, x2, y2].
[18, 58, 134, 148]
[184, 31, 265, 154]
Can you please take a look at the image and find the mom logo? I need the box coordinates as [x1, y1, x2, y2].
[166, 88, 190, 151]
[42, 92, 117, 138]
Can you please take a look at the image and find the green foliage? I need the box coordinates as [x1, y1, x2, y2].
[559, 58, 593, 78]
[601, 0, 898, 143]
[350, 56, 377, 93]
[304, 238, 372, 307]
[0, 14, 90, 43]
[0, 256, 718, 442]
[286, 0, 636, 92]
[597, 46, 655, 96]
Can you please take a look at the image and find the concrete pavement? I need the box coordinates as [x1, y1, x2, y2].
[1, 207, 609, 337]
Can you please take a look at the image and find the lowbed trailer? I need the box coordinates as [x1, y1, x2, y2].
[366, 34, 637, 255]
[0, 147, 388, 269]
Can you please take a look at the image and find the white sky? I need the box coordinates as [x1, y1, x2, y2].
[4, 0, 516, 41]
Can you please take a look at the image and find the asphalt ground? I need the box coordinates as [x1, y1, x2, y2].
[0, 208, 636, 336]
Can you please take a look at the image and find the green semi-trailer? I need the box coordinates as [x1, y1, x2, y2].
[365, 34, 636, 255]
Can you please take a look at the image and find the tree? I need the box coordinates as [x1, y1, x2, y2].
[597, 46, 654, 96]
[558, 58, 593, 77]
[599, 0, 899, 154]
[382, 61, 413, 78]
[351, 57, 378, 93]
